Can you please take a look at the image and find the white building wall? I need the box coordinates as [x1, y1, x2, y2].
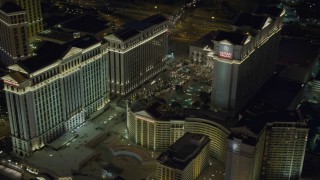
[225, 138, 255, 180]
[106, 20, 168, 96]
[3, 41, 109, 157]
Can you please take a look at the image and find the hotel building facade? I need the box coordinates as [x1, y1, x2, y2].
[210, 6, 285, 112]
[127, 103, 231, 164]
[15, 0, 43, 38]
[225, 110, 308, 180]
[0, 1, 29, 65]
[2, 35, 109, 157]
[156, 132, 210, 180]
[104, 14, 168, 96]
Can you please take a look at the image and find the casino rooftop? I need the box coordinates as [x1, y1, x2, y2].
[16, 34, 101, 74]
[233, 13, 269, 30]
[157, 132, 210, 170]
[213, 30, 249, 45]
[114, 14, 167, 41]
[237, 109, 305, 135]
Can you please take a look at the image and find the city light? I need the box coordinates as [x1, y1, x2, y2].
[0, 1, 316, 180]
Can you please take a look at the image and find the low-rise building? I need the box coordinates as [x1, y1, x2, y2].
[127, 102, 232, 164]
[156, 132, 210, 180]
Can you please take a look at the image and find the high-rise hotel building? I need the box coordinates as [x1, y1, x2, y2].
[2, 35, 108, 157]
[210, 6, 285, 112]
[104, 14, 168, 96]
[225, 110, 308, 180]
[15, 0, 43, 38]
[0, 1, 29, 65]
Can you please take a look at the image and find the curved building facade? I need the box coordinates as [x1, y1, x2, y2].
[127, 107, 230, 164]
[184, 118, 230, 163]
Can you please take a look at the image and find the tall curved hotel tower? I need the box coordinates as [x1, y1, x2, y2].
[105, 14, 168, 96]
[211, 7, 285, 112]
[2, 35, 109, 157]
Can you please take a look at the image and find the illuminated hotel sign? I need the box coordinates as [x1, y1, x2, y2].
[219, 45, 233, 59]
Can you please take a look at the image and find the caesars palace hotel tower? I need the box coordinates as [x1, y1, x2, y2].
[2, 35, 108, 157]
[105, 14, 168, 96]
[211, 6, 284, 112]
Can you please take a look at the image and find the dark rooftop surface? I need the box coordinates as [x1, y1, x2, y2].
[213, 30, 249, 45]
[233, 13, 268, 30]
[61, 15, 111, 34]
[254, 6, 283, 17]
[114, 14, 167, 41]
[132, 100, 235, 130]
[0, 2, 23, 13]
[114, 29, 140, 41]
[144, 102, 186, 121]
[228, 132, 258, 146]
[191, 31, 215, 48]
[141, 14, 167, 25]
[157, 132, 210, 170]
[236, 110, 304, 135]
[37, 29, 74, 43]
[245, 76, 302, 110]
[18, 42, 67, 74]
[278, 38, 320, 67]
[184, 108, 236, 129]
[69, 35, 101, 49]
[18, 35, 100, 73]
[44, 14, 76, 28]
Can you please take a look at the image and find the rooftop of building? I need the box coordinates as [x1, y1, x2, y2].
[184, 108, 235, 129]
[157, 132, 210, 170]
[228, 132, 258, 146]
[60, 14, 112, 34]
[191, 31, 215, 48]
[114, 28, 140, 41]
[69, 35, 101, 49]
[27, 121, 105, 177]
[7, 71, 28, 84]
[212, 30, 249, 45]
[0, 2, 23, 13]
[16, 35, 101, 74]
[245, 76, 303, 110]
[134, 102, 186, 121]
[114, 14, 167, 41]
[278, 38, 320, 67]
[132, 101, 235, 130]
[237, 108, 305, 135]
[233, 13, 268, 30]
[17, 42, 68, 74]
[44, 14, 76, 28]
[36, 29, 75, 44]
[254, 5, 284, 17]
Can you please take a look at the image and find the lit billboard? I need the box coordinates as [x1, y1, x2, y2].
[219, 44, 233, 59]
